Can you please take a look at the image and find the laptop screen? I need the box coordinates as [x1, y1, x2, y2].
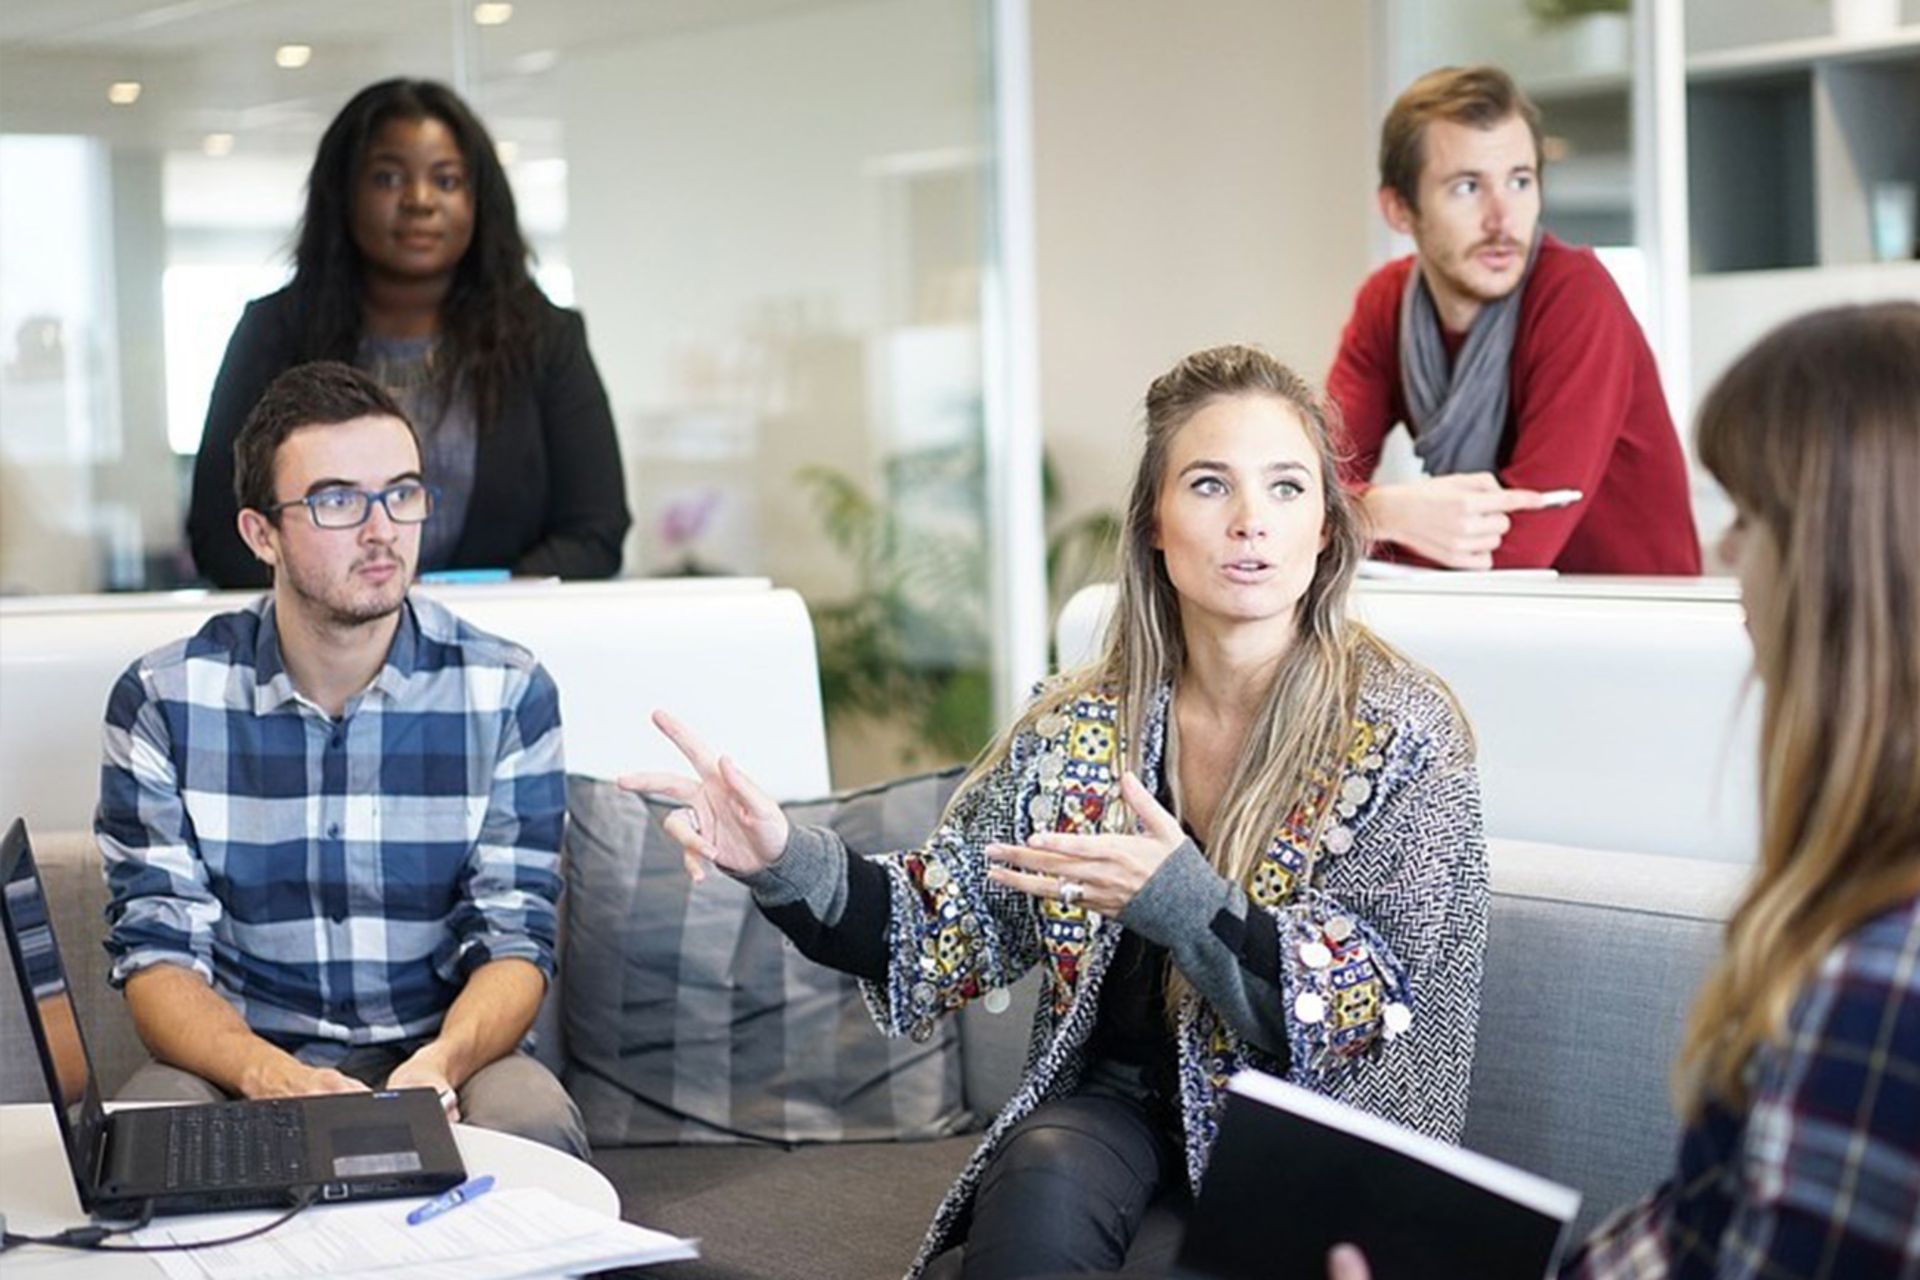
[1, 819, 108, 1203]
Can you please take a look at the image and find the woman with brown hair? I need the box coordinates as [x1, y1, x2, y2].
[1336, 302, 1920, 1279]
[630, 344, 1489, 1278]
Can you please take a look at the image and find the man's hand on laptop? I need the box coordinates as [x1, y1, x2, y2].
[387, 1049, 461, 1122]
[239, 1052, 369, 1101]
[1359, 472, 1550, 569]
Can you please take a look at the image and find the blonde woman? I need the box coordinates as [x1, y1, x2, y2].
[631, 345, 1488, 1279]
[1336, 304, 1920, 1280]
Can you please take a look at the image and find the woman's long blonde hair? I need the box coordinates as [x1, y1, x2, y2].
[1675, 302, 1920, 1114]
[954, 344, 1398, 1007]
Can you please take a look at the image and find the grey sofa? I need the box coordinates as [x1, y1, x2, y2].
[1, 826, 1742, 1279]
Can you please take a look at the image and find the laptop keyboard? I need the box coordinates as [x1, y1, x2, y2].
[164, 1101, 308, 1190]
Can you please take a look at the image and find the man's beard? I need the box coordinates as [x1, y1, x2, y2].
[1439, 233, 1529, 304]
[283, 551, 411, 630]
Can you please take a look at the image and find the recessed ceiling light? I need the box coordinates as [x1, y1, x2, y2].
[203, 133, 236, 157]
[275, 44, 312, 69]
[511, 49, 559, 74]
[107, 81, 142, 106]
[473, 2, 513, 25]
[495, 140, 520, 166]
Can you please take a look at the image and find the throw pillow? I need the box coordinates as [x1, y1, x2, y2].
[562, 767, 971, 1146]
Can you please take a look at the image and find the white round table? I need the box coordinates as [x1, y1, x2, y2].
[0, 1101, 618, 1276]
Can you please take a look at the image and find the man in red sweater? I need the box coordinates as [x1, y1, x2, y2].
[1327, 66, 1700, 574]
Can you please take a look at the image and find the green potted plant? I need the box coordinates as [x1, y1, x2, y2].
[799, 445, 1119, 774]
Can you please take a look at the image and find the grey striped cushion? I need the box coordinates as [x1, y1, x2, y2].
[562, 769, 972, 1147]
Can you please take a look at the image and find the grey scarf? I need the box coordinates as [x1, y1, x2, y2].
[1398, 235, 1541, 476]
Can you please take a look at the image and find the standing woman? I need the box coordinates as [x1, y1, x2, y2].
[1332, 303, 1920, 1280]
[187, 79, 630, 587]
[631, 346, 1490, 1279]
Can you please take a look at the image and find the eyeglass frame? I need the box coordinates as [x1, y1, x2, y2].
[265, 481, 441, 529]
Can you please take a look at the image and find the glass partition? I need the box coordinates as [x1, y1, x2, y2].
[0, 0, 1014, 783]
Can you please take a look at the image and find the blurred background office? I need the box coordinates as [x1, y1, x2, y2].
[2, 0, 1916, 780]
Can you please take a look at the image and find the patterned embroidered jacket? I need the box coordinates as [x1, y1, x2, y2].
[745, 645, 1488, 1279]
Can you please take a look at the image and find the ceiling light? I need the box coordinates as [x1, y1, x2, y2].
[275, 44, 312, 69]
[107, 81, 142, 106]
[495, 140, 520, 166]
[473, 2, 513, 25]
[203, 133, 236, 157]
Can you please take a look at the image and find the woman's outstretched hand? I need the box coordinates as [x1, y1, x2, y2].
[617, 710, 791, 883]
[985, 771, 1186, 915]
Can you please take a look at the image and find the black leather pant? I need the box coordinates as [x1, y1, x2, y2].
[956, 1081, 1186, 1280]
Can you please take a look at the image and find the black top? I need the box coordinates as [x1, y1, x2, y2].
[186, 286, 632, 587]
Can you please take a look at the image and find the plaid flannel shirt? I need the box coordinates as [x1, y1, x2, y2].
[1563, 892, 1920, 1279]
[97, 593, 564, 1065]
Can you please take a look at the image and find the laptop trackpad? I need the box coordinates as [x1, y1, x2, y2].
[331, 1124, 423, 1178]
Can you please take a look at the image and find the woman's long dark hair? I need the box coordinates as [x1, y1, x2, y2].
[291, 78, 544, 431]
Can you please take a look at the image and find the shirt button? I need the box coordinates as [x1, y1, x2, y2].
[327, 823, 342, 840]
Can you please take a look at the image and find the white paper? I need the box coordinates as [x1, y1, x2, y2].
[136, 1187, 698, 1280]
[1357, 559, 1560, 580]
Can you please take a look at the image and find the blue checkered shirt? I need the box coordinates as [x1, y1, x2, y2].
[97, 594, 564, 1065]
[1562, 892, 1920, 1279]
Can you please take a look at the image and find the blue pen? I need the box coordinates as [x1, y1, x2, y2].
[407, 1174, 495, 1225]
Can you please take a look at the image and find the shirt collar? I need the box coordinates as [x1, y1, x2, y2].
[250, 595, 421, 716]
[371, 599, 421, 698]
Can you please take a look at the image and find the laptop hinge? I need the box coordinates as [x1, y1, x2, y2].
[96, 1111, 135, 1196]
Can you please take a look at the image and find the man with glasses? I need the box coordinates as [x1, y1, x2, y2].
[95, 361, 586, 1156]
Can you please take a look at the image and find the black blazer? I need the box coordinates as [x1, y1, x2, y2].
[186, 287, 632, 587]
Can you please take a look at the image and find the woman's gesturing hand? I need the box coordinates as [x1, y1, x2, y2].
[985, 771, 1186, 915]
[617, 710, 791, 883]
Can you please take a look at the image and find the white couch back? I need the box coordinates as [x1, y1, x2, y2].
[1055, 578, 1760, 862]
[0, 578, 833, 836]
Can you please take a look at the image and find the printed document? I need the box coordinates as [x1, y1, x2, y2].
[135, 1186, 698, 1280]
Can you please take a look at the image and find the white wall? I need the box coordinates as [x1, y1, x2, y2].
[1029, 0, 1378, 529]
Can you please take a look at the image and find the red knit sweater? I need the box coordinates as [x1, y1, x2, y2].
[1326, 236, 1701, 574]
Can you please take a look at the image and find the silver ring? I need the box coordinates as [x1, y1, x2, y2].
[1058, 879, 1085, 909]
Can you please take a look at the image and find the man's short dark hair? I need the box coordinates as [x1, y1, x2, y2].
[1379, 65, 1544, 212]
[233, 361, 418, 518]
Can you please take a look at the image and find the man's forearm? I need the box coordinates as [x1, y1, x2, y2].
[124, 963, 303, 1096]
[410, 958, 545, 1087]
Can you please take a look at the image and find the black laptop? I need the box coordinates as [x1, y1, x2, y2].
[1, 817, 465, 1218]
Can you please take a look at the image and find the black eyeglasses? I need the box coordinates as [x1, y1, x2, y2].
[268, 482, 439, 529]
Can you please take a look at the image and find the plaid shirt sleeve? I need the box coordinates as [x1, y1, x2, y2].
[438, 659, 565, 983]
[95, 662, 221, 987]
[1563, 905, 1920, 1279]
